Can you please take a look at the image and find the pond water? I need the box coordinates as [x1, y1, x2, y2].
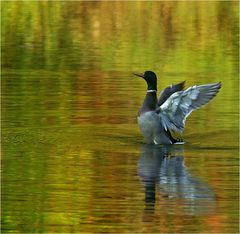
[1, 2, 239, 233]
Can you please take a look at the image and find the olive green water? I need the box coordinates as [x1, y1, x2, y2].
[1, 1, 239, 233]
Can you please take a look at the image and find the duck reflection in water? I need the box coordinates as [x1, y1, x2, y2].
[138, 145, 216, 215]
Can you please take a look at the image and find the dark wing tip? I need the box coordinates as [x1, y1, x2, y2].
[175, 80, 186, 91]
[180, 80, 186, 89]
[214, 82, 222, 91]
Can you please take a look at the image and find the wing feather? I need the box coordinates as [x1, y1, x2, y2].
[158, 82, 221, 132]
[158, 81, 185, 106]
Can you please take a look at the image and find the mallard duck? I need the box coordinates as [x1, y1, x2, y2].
[134, 71, 221, 144]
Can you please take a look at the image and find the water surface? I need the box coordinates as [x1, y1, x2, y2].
[1, 1, 239, 233]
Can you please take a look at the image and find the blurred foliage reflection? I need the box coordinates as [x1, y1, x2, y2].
[1, 1, 239, 233]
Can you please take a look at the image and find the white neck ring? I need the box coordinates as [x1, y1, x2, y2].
[147, 90, 157, 93]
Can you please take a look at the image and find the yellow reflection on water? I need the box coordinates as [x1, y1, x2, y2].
[1, 1, 239, 233]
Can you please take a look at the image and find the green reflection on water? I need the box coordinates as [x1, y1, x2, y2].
[1, 1, 239, 233]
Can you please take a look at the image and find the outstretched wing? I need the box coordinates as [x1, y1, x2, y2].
[158, 81, 185, 106]
[158, 82, 221, 132]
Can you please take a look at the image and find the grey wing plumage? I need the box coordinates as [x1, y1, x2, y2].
[158, 82, 221, 132]
[158, 81, 185, 106]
